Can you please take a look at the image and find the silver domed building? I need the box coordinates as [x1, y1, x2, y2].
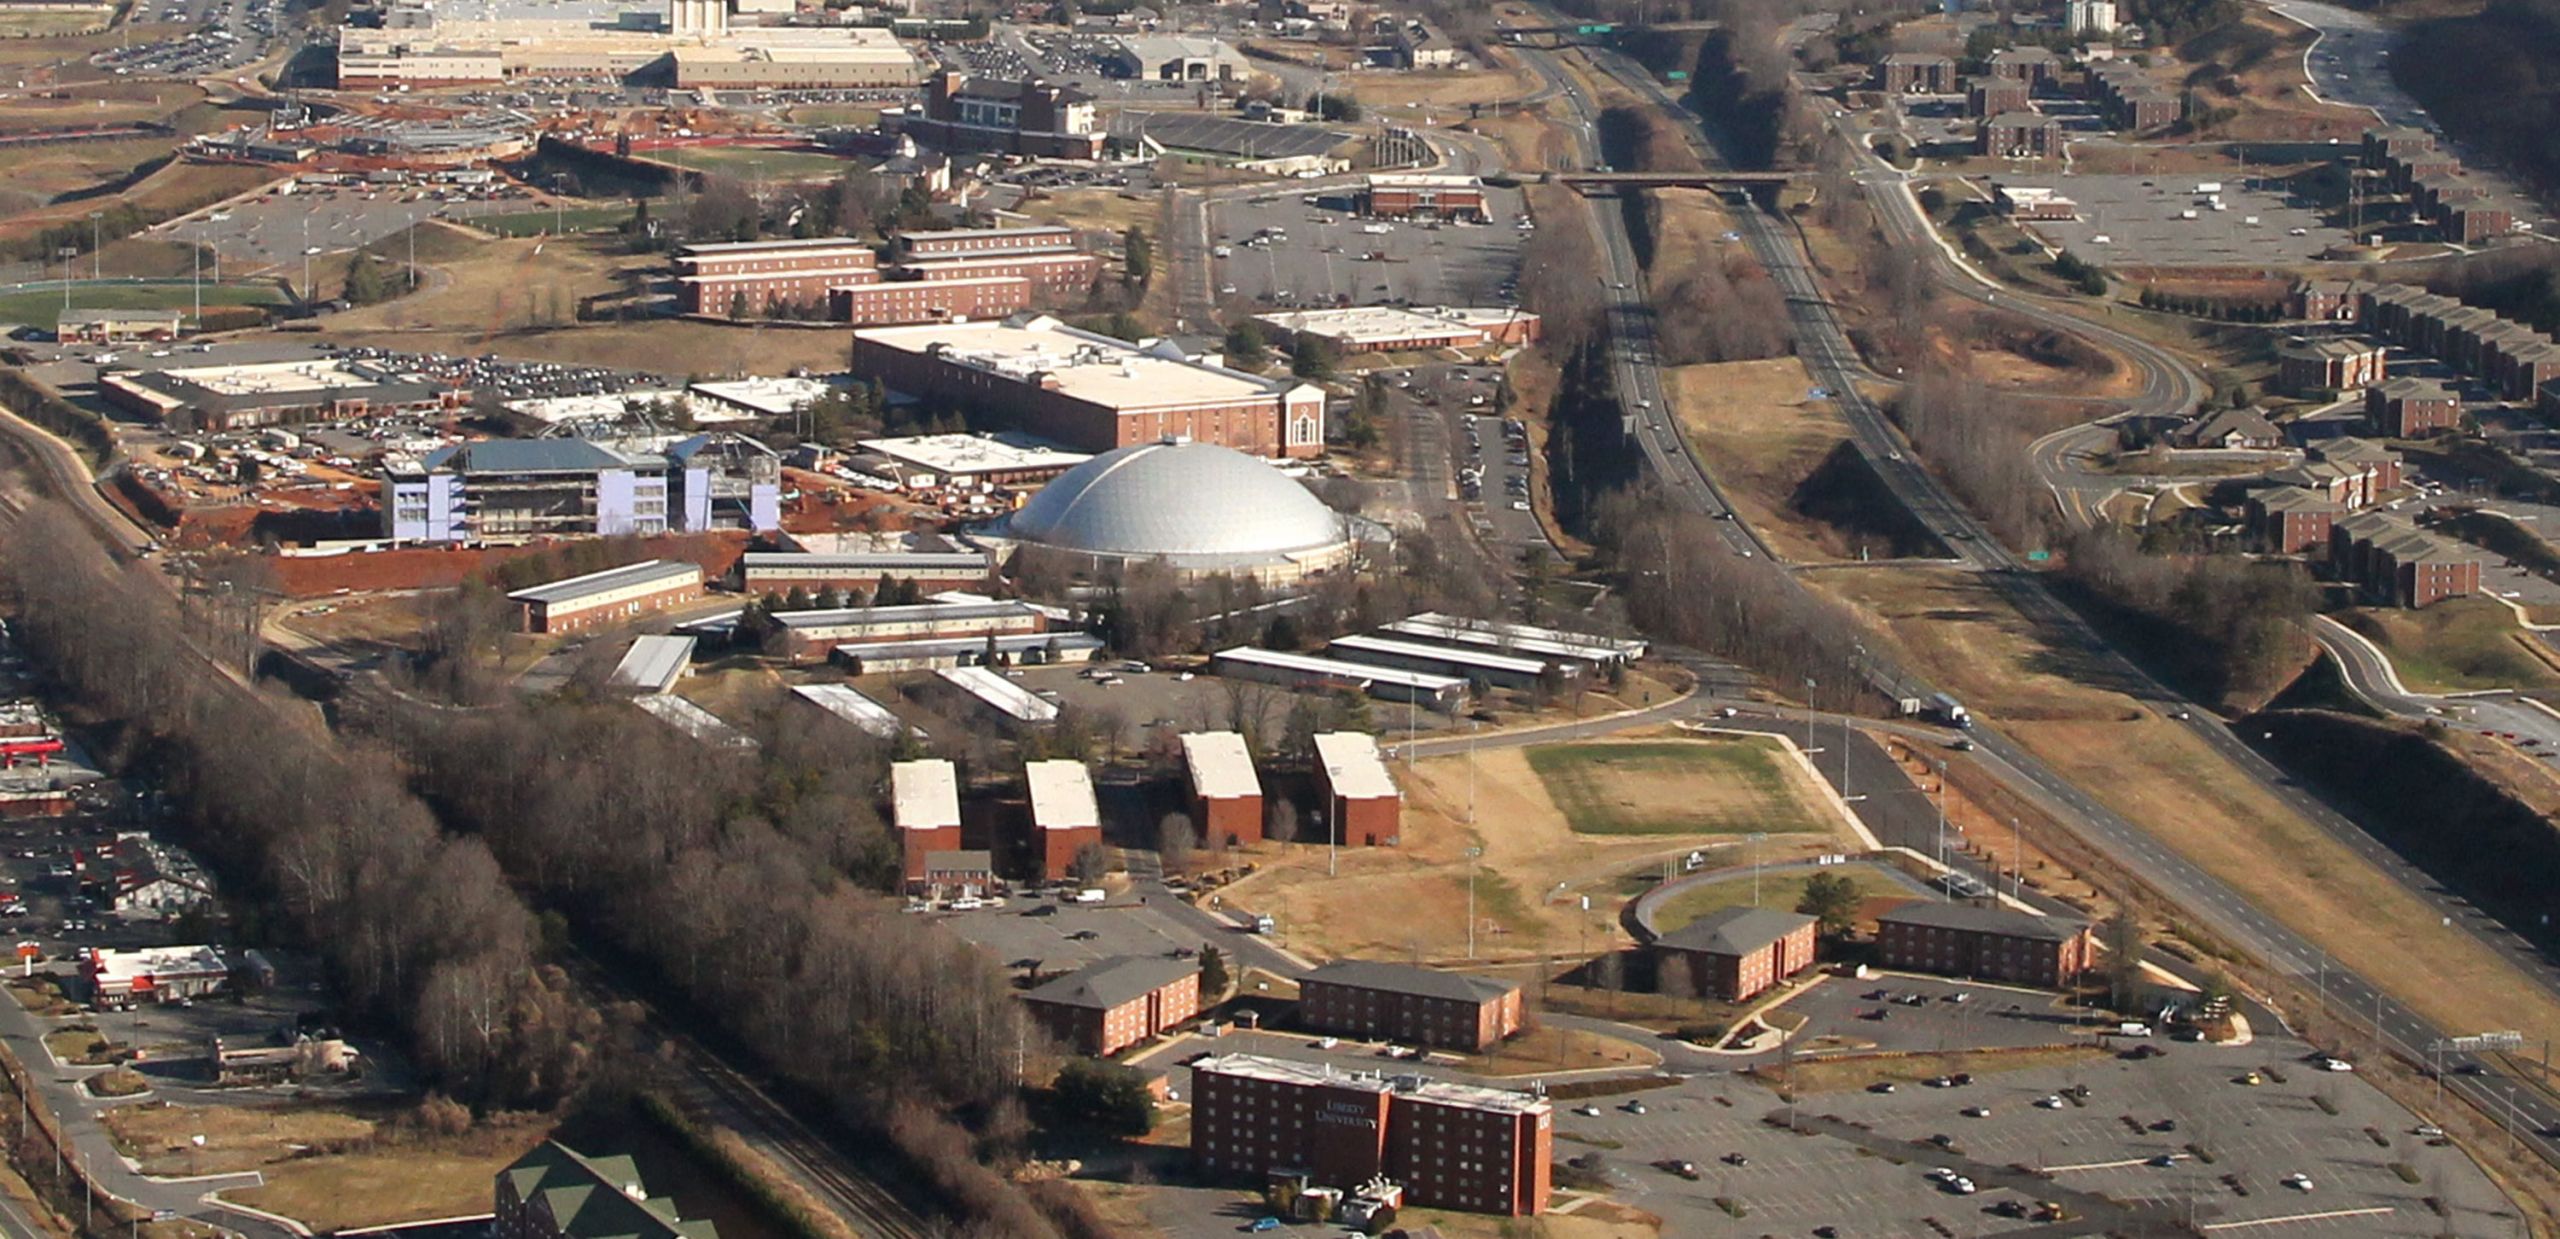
[993, 441, 1356, 585]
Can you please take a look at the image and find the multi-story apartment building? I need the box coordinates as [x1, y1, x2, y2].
[1191, 1054, 1551, 1216]
[1298, 959, 1522, 1052]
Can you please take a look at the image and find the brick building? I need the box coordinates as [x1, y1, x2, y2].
[2331, 512, 2483, 608]
[1022, 955, 1200, 1056]
[1181, 731, 1263, 848]
[1313, 732, 1400, 847]
[1027, 759, 1102, 882]
[506, 560, 706, 635]
[851, 315, 1326, 458]
[2445, 206, 2514, 245]
[893, 70, 1105, 160]
[771, 600, 1046, 663]
[1299, 959, 1523, 1052]
[1878, 52, 1955, 94]
[57, 309, 182, 344]
[2310, 437, 2403, 497]
[2274, 336, 2386, 396]
[1650, 907, 1818, 1002]
[1190, 1054, 1551, 1217]
[1979, 112, 2060, 158]
[891, 758, 963, 892]
[828, 277, 1030, 327]
[897, 224, 1083, 258]
[1965, 75, 2029, 118]
[2172, 407, 2281, 450]
[2288, 279, 2365, 323]
[1361, 174, 1489, 221]
[1987, 45, 2058, 88]
[497, 1141, 715, 1239]
[1874, 903, 2095, 987]
[674, 237, 881, 317]
[2369, 377, 2461, 438]
[2245, 486, 2342, 555]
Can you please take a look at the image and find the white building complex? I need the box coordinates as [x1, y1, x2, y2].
[337, 0, 923, 89]
[988, 441, 1356, 586]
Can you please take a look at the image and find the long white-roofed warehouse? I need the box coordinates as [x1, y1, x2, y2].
[1182, 731, 1263, 847]
[1209, 646, 1466, 712]
[935, 665, 1060, 725]
[607, 634, 697, 693]
[790, 683, 913, 741]
[1028, 759, 1101, 880]
[770, 600, 1046, 663]
[1379, 612, 1646, 672]
[738, 549, 997, 596]
[1327, 632, 1575, 693]
[508, 560, 707, 634]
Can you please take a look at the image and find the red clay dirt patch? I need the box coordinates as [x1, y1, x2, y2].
[267, 531, 749, 596]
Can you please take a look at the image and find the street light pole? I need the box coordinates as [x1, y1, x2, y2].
[1464, 845, 1484, 958]
[1748, 831, 1768, 907]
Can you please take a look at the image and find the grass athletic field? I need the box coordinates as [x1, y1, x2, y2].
[1527, 735, 1824, 836]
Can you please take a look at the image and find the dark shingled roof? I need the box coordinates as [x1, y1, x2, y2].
[1022, 955, 1198, 1011]
[1305, 959, 1517, 1005]
[499, 1141, 717, 1239]
[1878, 902, 2087, 943]
[1652, 906, 1815, 956]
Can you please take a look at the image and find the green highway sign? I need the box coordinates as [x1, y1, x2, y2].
[1665, 70, 1689, 80]
[1576, 22, 1616, 34]
[2026, 550, 2051, 562]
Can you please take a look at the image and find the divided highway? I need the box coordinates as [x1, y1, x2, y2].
[1510, 34, 2560, 1159]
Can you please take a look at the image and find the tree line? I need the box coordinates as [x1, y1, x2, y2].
[0, 503, 593, 1108]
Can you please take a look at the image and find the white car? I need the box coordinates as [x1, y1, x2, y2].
[2282, 1173, 2314, 1192]
[2318, 1057, 2354, 1072]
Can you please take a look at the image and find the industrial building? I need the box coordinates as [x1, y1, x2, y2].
[1327, 633, 1573, 693]
[336, 4, 920, 90]
[789, 683, 910, 741]
[1190, 1054, 1551, 1217]
[496, 1140, 717, 1239]
[103, 357, 470, 432]
[382, 433, 779, 543]
[1252, 306, 1541, 354]
[1360, 174, 1489, 222]
[1651, 907, 1818, 1002]
[607, 634, 696, 693]
[1313, 731, 1400, 847]
[826, 631, 1101, 674]
[990, 441, 1354, 585]
[508, 559, 706, 634]
[1210, 647, 1466, 711]
[1182, 731, 1263, 848]
[739, 549, 995, 595]
[83, 945, 228, 1007]
[889, 69, 1106, 161]
[852, 315, 1326, 458]
[892, 757, 963, 893]
[1022, 956, 1201, 1057]
[771, 600, 1046, 663]
[1875, 904, 2095, 987]
[856, 432, 1092, 488]
[937, 665, 1060, 725]
[1027, 758, 1100, 881]
[1379, 612, 1645, 671]
[1298, 959, 1522, 1052]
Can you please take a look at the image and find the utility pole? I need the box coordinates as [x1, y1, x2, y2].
[1464, 845, 1484, 958]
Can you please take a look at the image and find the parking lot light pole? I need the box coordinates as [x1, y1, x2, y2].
[1748, 832, 1768, 907]
[1464, 845, 1483, 958]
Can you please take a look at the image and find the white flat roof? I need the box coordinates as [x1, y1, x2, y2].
[791, 683, 909, 739]
[1331, 632, 1549, 676]
[1190, 1053, 1546, 1115]
[857, 315, 1313, 413]
[633, 693, 758, 749]
[858, 432, 1092, 476]
[1181, 731, 1260, 800]
[901, 224, 1076, 244]
[1025, 758, 1099, 830]
[688, 376, 840, 418]
[1256, 305, 1520, 347]
[505, 389, 688, 424]
[1396, 611, 1647, 660]
[161, 359, 378, 396]
[935, 665, 1061, 724]
[609, 634, 696, 692]
[679, 235, 871, 256]
[1313, 731, 1397, 801]
[1212, 646, 1465, 694]
[891, 759, 961, 831]
[507, 559, 702, 606]
[87, 945, 226, 984]
[1367, 173, 1483, 189]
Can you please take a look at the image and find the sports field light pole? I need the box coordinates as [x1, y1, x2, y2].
[1464, 845, 1484, 958]
[1800, 679, 1822, 760]
[88, 212, 101, 281]
[1748, 831, 1768, 907]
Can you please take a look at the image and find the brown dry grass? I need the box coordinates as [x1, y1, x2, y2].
[1663, 356, 1850, 563]
[0, 158, 270, 249]
[226, 1126, 554, 1232]
[1770, 1044, 2108, 1094]
[1390, 1209, 1658, 1238]
[1807, 566, 2138, 721]
[1348, 62, 1544, 111]
[2183, 10, 2377, 144]
[1020, 187, 1162, 237]
[0, 80, 205, 132]
[1224, 727, 1853, 963]
[2021, 717, 2560, 1047]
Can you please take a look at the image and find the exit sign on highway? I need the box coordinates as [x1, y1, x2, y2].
[1666, 70, 1689, 80]
[2027, 550, 2051, 562]
[1576, 22, 1616, 33]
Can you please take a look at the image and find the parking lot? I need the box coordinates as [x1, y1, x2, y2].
[1783, 973, 2112, 1056]
[2016, 174, 2345, 266]
[89, 0, 279, 76]
[931, 894, 1224, 977]
[1208, 185, 1530, 311]
[165, 180, 546, 272]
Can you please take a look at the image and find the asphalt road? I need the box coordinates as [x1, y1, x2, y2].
[1515, 26, 2560, 1162]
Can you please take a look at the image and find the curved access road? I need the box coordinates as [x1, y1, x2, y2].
[2315, 615, 2560, 750]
